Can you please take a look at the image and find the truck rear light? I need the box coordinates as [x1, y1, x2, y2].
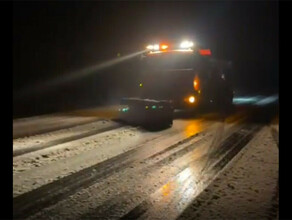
[199, 49, 211, 56]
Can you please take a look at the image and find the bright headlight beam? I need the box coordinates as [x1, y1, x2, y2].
[16, 50, 146, 97]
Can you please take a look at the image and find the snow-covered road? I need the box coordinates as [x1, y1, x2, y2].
[13, 106, 278, 219]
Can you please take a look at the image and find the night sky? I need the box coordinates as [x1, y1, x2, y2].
[13, 1, 278, 117]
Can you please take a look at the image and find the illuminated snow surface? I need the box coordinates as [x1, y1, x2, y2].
[13, 110, 278, 219]
[178, 126, 278, 220]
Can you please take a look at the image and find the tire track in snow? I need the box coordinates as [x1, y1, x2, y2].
[79, 137, 213, 220]
[79, 124, 255, 220]
[177, 126, 274, 220]
[13, 123, 122, 157]
[14, 117, 244, 217]
[30, 122, 244, 220]
[13, 126, 207, 219]
[13, 117, 103, 139]
[120, 125, 261, 220]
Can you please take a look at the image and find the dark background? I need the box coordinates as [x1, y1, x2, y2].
[13, 1, 278, 118]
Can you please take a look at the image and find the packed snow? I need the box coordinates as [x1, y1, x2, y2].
[178, 126, 278, 219]
[13, 119, 214, 197]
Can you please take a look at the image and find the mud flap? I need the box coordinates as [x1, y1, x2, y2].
[118, 98, 173, 128]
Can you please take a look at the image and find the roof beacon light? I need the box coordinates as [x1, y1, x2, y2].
[161, 44, 168, 50]
[153, 44, 159, 50]
[146, 45, 154, 50]
[180, 41, 194, 49]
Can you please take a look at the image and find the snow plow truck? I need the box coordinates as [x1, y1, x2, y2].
[118, 40, 233, 127]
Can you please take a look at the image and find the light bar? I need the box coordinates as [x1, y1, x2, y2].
[153, 44, 159, 50]
[146, 44, 159, 50]
[146, 45, 154, 50]
[146, 40, 196, 51]
[146, 43, 167, 51]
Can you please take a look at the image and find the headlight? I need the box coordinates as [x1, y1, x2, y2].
[188, 96, 196, 103]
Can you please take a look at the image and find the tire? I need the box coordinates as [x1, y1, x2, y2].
[160, 116, 172, 128]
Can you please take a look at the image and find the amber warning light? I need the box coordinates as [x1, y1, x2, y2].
[161, 44, 169, 50]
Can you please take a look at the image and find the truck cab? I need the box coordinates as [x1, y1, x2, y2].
[135, 43, 233, 110]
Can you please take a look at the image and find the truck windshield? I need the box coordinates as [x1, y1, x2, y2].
[141, 53, 194, 71]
